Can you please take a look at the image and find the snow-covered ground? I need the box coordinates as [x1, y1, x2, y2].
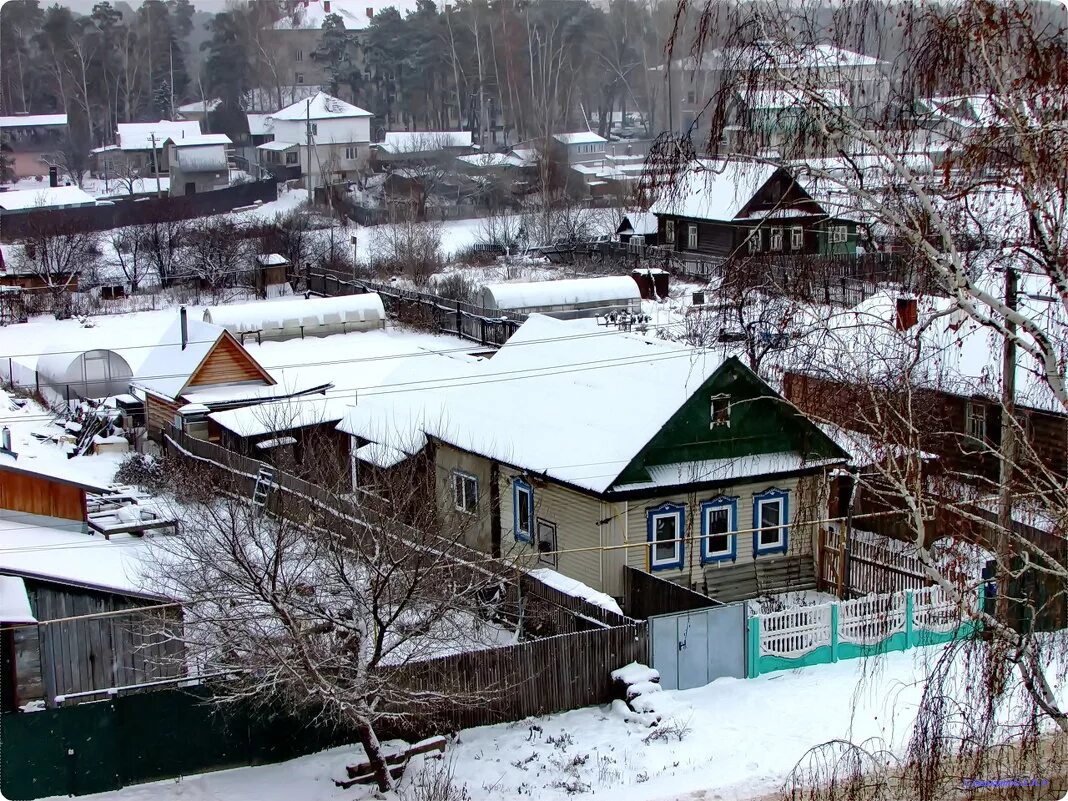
[40, 641, 1067, 801]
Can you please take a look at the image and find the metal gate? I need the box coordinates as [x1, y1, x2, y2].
[649, 603, 748, 690]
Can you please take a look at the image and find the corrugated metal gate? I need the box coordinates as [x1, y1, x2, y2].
[649, 603, 748, 690]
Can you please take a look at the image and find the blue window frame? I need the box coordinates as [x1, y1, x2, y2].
[700, 497, 738, 563]
[647, 503, 685, 571]
[753, 489, 789, 556]
[513, 478, 534, 542]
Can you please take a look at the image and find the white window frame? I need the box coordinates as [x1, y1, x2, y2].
[513, 478, 533, 542]
[753, 491, 789, 555]
[966, 401, 987, 442]
[747, 229, 761, 253]
[710, 393, 731, 428]
[687, 224, 698, 249]
[345, 146, 357, 160]
[452, 470, 478, 514]
[701, 499, 737, 563]
[769, 227, 784, 251]
[790, 226, 804, 250]
[665, 220, 675, 244]
[648, 505, 684, 570]
[829, 224, 848, 244]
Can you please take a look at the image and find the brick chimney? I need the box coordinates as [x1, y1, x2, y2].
[323, 0, 331, 10]
[895, 296, 918, 330]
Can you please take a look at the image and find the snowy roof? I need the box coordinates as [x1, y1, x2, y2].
[202, 293, 386, 335]
[167, 134, 232, 147]
[797, 269, 1068, 413]
[256, 253, 289, 266]
[0, 113, 68, 129]
[0, 576, 35, 623]
[482, 276, 641, 311]
[614, 453, 845, 492]
[116, 120, 202, 151]
[553, 131, 607, 145]
[0, 511, 163, 599]
[616, 212, 658, 236]
[210, 395, 344, 438]
[172, 144, 229, 172]
[131, 316, 227, 400]
[247, 113, 274, 136]
[339, 316, 731, 494]
[667, 41, 885, 72]
[0, 455, 111, 493]
[270, 92, 372, 122]
[743, 88, 848, 110]
[274, 0, 426, 30]
[355, 441, 410, 469]
[648, 159, 778, 221]
[176, 98, 222, 114]
[0, 186, 97, 212]
[377, 131, 473, 154]
[456, 153, 518, 169]
[257, 140, 298, 152]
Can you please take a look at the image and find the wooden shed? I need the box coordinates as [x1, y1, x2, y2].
[0, 458, 106, 522]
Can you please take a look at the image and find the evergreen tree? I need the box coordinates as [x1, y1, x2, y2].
[313, 13, 355, 97]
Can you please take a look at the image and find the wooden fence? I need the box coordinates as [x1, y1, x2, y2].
[818, 525, 931, 598]
[623, 565, 721, 619]
[307, 270, 526, 347]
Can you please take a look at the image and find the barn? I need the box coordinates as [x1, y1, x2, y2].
[479, 276, 642, 320]
[202, 293, 386, 343]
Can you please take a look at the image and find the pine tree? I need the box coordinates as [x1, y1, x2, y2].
[313, 13, 355, 98]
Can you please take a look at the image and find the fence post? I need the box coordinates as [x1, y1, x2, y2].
[746, 614, 760, 678]
[830, 603, 840, 663]
[904, 590, 915, 648]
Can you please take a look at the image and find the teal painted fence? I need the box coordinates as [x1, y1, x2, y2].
[747, 585, 980, 677]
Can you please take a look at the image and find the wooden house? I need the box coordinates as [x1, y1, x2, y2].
[338, 315, 849, 608]
[132, 309, 278, 441]
[648, 159, 859, 260]
[0, 459, 182, 710]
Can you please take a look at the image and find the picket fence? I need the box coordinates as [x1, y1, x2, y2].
[746, 584, 979, 677]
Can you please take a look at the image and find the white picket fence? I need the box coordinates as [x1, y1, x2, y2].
[755, 584, 967, 666]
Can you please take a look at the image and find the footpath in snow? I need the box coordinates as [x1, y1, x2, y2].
[44, 642, 1059, 801]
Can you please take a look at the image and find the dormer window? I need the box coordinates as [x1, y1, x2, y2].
[710, 394, 730, 428]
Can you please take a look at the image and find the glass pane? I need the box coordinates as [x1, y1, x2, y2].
[518, 490, 530, 530]
[708, 534, 729, 554]
[759, 500, 781, 545]
[707, 508, 729, 535]
[654, 516, 677, 561]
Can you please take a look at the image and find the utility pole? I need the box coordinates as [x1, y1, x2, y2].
[996, 264, 1018, 624]
[305, 98, 313, 200]
[150, 132, 162, 197]
[169, 44, 175, 120]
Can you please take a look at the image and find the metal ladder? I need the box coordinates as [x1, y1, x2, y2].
[251, 466, 275, 509]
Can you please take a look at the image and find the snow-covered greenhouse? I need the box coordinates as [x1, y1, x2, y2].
[202, 293, 386, 343]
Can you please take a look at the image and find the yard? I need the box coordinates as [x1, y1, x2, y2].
[37, 640, 1068, 801]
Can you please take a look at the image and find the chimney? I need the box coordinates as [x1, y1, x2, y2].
[49, 166, 58, 188]
[895, 296, 918, 330]
[1, 426, 13, 456]
[323, 0, 330, 10]
[180, 306, 188, 350]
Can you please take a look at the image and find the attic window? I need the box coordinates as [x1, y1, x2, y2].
[366, 6, 374, 17]
[710, 394, 731, 428]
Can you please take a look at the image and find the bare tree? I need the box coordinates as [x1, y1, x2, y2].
[149, 438, 509, 792]
[181, 218, 248, 302]
[137, 218, 189, 287]
[649, 0, 1068, 783]
[109, 226, 152, 292]
[368, 214, 445, 284]
[13, 215, 100, 317]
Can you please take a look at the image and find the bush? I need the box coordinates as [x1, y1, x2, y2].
[114, 452, 165, 493]
[400, 756, 471, 801]
[432, 272, 478, 304]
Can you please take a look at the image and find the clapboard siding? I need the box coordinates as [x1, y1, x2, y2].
[499, 470, 605, 592]
[145, 394, 181, 438]
[0, 470, 85, 521]
[187, 334, 272, 389]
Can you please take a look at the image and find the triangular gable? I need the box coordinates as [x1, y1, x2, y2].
[184, 331, 275, 393]
[611, 357, 848, 491]
[735, 166, 829, 220]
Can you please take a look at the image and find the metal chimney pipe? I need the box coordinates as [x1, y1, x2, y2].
[1, 426, 12, 454]
[180, 306, 188, 350]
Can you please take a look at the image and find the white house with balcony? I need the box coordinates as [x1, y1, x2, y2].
[261, 92, 373, 188]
